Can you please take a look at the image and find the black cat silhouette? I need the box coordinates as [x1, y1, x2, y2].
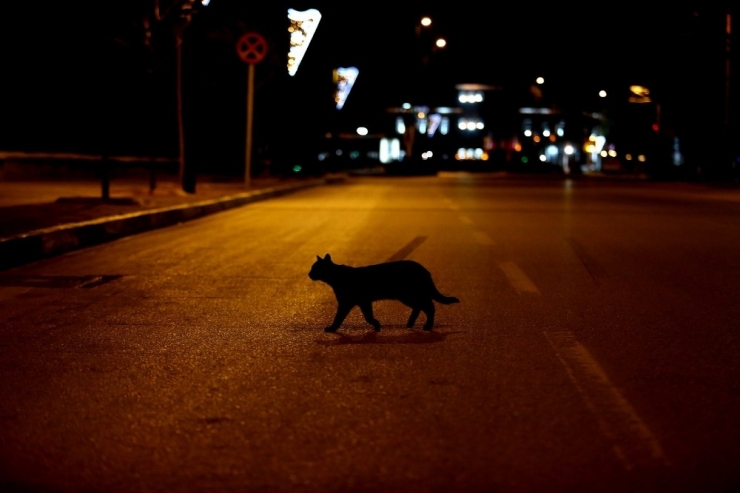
[308, 254, 460, 332]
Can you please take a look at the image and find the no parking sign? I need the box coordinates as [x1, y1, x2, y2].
[236, 32, 267, 64]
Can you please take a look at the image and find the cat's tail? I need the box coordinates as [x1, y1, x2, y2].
[433, 288, 460, 304]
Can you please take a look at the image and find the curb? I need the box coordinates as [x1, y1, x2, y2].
[0, 177, 337, 271]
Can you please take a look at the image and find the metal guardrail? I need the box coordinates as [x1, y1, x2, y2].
[0, 151, 178, 199]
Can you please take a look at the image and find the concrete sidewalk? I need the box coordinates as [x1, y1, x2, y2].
[0, 175, 344, 271]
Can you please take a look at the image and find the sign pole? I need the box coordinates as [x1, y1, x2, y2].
[245, 63, 255, 188]
[235, 31, 267, 189]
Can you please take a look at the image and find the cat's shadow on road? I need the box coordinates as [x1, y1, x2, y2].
[314, 326, 463, 346]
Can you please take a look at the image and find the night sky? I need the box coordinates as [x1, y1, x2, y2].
[0, 1, 733, 173]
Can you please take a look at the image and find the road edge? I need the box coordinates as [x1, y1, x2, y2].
[0, 176, 340, 271]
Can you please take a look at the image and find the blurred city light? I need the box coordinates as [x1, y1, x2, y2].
[419, 118, 428, 134]
[287, 8, 322, 76]
[459, 91, 484, 103]
[599, 90, 607, 98]
[628, 84, 652, 103]
[356, 127, 368, 136]
[536, 77, 545, 84]
[630, 85, 650, 97]
[333, 66, 359, 110]
[380, 138, 401, 163]
[421, 17, 432, 27]
[435, 38, 447, 48]
[427, 114, 441, 136]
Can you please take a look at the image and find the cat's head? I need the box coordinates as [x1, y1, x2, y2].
[308, 254, 334, 281]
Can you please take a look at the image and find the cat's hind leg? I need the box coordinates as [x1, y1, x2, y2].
[359, 302, 381, 331]
[406, 308, 420, 328]
[325, 303, 353, 332]
[421, 301, 436, 331]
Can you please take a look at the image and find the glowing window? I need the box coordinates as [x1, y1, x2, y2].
[418, 118, 428, 134]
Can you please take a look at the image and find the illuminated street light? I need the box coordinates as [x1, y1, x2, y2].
[435, 38, 446, 48]
[599, 90, 607, 98]
[536, 77, 545, 84]
[416, 16, 432, 37]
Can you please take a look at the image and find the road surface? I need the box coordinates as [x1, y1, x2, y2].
[1, 173, 739, 492]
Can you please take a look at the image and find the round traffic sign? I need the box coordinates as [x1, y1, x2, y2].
[236, 32, 267, 64]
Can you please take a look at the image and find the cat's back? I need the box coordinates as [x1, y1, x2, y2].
[358, 260, 431, 281]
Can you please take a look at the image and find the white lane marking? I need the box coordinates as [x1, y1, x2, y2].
[458, 214, 473, 225]
[472, 230, 496, 246]
[499, 261, 539, 294]
[543, 330, 670, 470]
[443, 198, 461, 211]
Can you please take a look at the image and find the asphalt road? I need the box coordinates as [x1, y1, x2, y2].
[1, 174, 739, 492]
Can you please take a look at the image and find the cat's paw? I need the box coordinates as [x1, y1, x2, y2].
[324, 326, 338, 333]
[423, 325, 434, 331]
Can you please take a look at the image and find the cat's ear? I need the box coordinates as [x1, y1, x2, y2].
[325, 253, 332, 262]
[316, 255, 322, 261]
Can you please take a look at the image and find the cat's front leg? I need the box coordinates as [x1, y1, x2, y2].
[359, 302, 381, 331]
[325, 303, 353, 332]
